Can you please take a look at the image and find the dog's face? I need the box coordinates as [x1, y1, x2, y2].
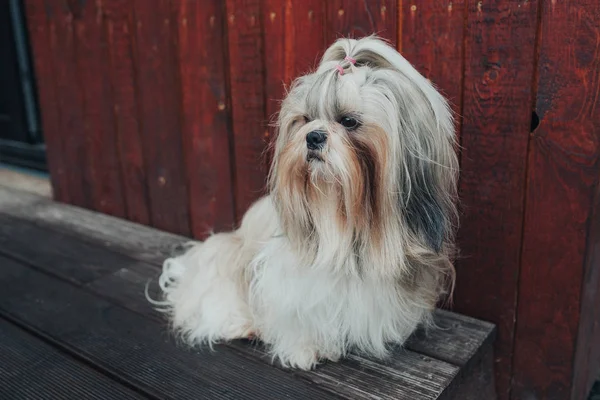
[269, 37, 458, 275]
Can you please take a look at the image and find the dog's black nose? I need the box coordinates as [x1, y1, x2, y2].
[306, 130, 327, 150]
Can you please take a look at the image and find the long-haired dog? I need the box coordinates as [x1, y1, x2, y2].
[151, 36, 458, 370]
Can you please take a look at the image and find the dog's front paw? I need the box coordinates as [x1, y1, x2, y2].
[319, 350, 341, 363]
[280, 348, 319, 370]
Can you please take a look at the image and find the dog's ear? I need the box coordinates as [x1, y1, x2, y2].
[404, 169, 448, 253]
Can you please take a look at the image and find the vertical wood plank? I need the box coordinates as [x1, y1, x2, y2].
[39, 0, 90, 208]
[326, 0, 398, 46]
[225, 0, 267, 219]
[262, 0, 326, 167]
[23, 0, 68, 202]
[454, 1, 539, 399]
[104, 0, 150, 225]
[285, 0, 326, 77]
[73, 0, 125, 217]
[173, 0, 235, 237]
[132, 0, 190, 235]
[399, 1, 465, 128]
[262, 0, 286, 160]
[574, 187, 600, 400]
[512, 1, 600, 398]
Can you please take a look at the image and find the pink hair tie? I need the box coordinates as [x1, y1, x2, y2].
[335, 56, 357, 75]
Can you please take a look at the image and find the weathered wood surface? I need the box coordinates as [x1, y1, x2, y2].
[511, 2, 600, 400]
[104, 0, 151, 226]
[23, 0, 69, 202]
[132, 0, 190, 235]
[399, 1, 465, 132]
[0, 318, 145, 400]
[454, 2, 539, 398]
[226, 0, 268, 221]
[174, 0, 236, 238]
[74, 0, 126, 218]
[0, 256, 334, 400]
[0, 188, 495, 400]
[28, 0, 89, 207]
[326, 0, 398, 47]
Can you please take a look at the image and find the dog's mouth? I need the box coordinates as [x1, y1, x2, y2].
[306, 151, 323, 162]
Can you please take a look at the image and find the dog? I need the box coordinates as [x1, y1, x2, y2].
[150, 36, 458, 370]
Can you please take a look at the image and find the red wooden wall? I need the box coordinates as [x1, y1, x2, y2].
[24, 1, 600, 399]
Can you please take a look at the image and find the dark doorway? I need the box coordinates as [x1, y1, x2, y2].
[0, 0, 46, 171]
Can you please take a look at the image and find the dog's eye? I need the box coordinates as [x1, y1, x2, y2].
[292, 116, 309, 127]
[339, 116, 359, 130]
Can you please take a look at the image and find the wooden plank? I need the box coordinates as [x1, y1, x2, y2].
[73, 0, 126, 218]
[263, 0, 286, 163]
[0, 186, 183, 265]
[89, 267, 462, 400]
[22, 0, 68, 202]
[326, 0, 398, 46]
[92, 267, 486, 400]
[262, 0, 326, 166]
[0, 191, 494, 400]
[511, 2, 600, 399]
[0, 318, 145, 400]
[89, 254, 494, 376]
[33, 0, 89, 207]
[406, 309, 495, 368]
[0, 256, 336, 400]
[173, 0, 236, 238]
[132, 0, 190, 235]
[286, 0, 326, 77]
[0, 186, 496, 374]
[299, 352, 458, 400]
[226, 0, 268, 219]
[104, 0, 151, 225]
[453, 2, 539, 398]
[440, 346, 496, 400]
[88, 265, 162, 317]
[399, 1, 465, 128]
[576, 204, 600, 400]
[0, 213, 146, 285]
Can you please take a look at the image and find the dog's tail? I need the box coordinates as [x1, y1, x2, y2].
[144, 241, 196, 307]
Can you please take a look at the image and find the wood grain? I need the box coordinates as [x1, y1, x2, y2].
[0, 186, 183, 266]
[73, 0, 126, 218]
[262, 0, 286, 166]
[511, 1, 600, 399]
[406, 309, 495, 368]
[0, 257, 335, 400]
[454, 2, 539, 399]
[132, 0, 190, 235]
[262, 0, 326, 166]
[226, 0, 268, 220]
[104, 0, 151, 225]
[399, 1, 465, 130]
[36, 0, 89, 207]
[285, 0, 327, 77]
[0, 318, 145, 400]
[173, 0, 236, 238]
[326, 0, 398, 46]
[0, 213, 143, 285]
[22, 0, 68, 202]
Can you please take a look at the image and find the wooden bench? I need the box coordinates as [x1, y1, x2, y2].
[0, 186, 496, 400]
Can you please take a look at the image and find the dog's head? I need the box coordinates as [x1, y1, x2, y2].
[269, 36, 458, 277]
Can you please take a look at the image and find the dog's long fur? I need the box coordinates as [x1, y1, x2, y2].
[150, 36, 458, 370]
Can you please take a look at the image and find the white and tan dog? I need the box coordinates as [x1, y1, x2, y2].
[150, 36, 459, 370]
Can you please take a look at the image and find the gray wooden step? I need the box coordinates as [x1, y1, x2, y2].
[0, 186, 497, 399]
